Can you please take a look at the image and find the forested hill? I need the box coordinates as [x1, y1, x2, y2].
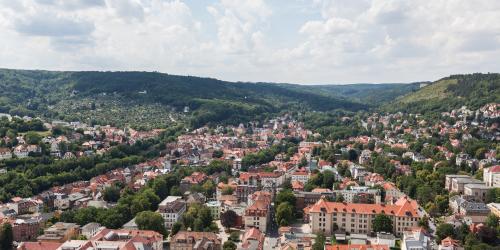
[0, 69, 366, 128]
[384, 73, 500, 114]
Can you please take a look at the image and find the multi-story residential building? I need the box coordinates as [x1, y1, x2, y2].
[401, 228, 431, 250]
[307, 196, 421, 236]
[333, 187, 381, 204]
[259, 171, 285, 188]
[445, 175, 483, 194]
[463, 183, 493, 202]
[157, 196, 186, 229]
[445, 175, 470, 191]
[170, 231, 221, 250]
[449, 196, 490, 223]
[238, 227, 265, 250]
[0, 147, 12, 160]
[244, 192, 271, 233]
[81, 223, 104, 239]
[291, 169, 310, 184]
[37, 222, 80, 243]
[1, 217, 41, 242]
[9, 198, 40, 215]
[483, 165, 500, 187]
[90, 228, 163, 250]
[206, 200, 221, 220]
[487, 203, 500, 217]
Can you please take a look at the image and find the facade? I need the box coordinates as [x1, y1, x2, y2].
[238, 227, 264, 250]
[445, 175, 483, 194]
[308, 196, 420, 236]
[244, 192, 271, 233]
[170, 231, 221, 250]
[206, 200, 221, 220]
[291, 170, 310, 184]
[325, 245, 389, 250]
[0, 148, 12, 160]
[483, 165, 500, 187]
[37, 222, 80, 243]
[449, 196, 490, 223]
[487, 203, 500, 217]
[401, 228, 431, 250]
[463, 184, 493, 202]
[157, 196, 186, 229]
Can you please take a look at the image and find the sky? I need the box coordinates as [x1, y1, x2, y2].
[0, 0, 499, 84]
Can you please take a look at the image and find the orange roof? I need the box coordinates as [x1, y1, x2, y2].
[292, 181, 304, 189]
[441, 237, 461, 247]
[325, 244, 389, 250]
[309, 196, 419, 217]
[311, 188, 331, 193]
[18, 242, 63, 250]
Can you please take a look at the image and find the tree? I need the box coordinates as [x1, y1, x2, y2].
[485, 213, 499, 228]
[335, 195, 345, 202]
[373, 214, 393, 233]
[223, 241, 237, 250]
[436, 223, 455, 242]
[276, 189, 296, 208]
[170, 222, 182, 236]
[229, 231, 240, 242]
[25, 131, 42, 144]
[103, 185, 121, 202]
[135, 211, 167, 236]
[312, 232, 326, 250]
[0, 223, 13, 250]
[276, 202, 294, 226]
[221, 210, 238, 229]
[212, 150, 223, 158]
[222, 187, 234, 195]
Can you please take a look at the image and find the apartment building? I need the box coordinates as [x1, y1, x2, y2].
[483, 165, 500, 187]
[170, 231, 221, 250]
[157, 196, 186, 229]
[308, 196, 420, 236]
[445, 175, 483, 194]
[244, 192, 271, 233]
[463, 183, 493, 202]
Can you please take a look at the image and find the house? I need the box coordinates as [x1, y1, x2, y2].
[157, 196, 186, 229]
[238, 227, 264, 250]
[0, 147, 12, 160]
[90, 228, 163, 250]
[463, 184, 493, 202]
[292, 181, 304, 192]
[81, 223, 103, 239]
[483, 165, 500, 187]
[17, 242, 63, 250]
[445, 175, 483, 194]
[307, 196, 421, 236]
[170, 231, 221, 250]
[449, 196, 490, 223]
[324, 244, 389, 250]
[244, 192, 271, 233]
[401, 228, 431, 250]
[206, 200, 221, 220]
[487, 203, 500, 217]
[37, 222, 80, 243]
[1, 217, 41, 242]
[439, 237, 463, 250]
[291, 169, 310, 184]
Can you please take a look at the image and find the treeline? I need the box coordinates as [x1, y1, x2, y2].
[0, 140, 163, 201]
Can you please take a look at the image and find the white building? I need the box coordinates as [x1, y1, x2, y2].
[483, 165, 500, 187]
[401, 228, 431, 250]
[157, 196, 186, 229]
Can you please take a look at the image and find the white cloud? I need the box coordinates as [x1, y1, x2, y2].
[0, 0, 499, 83]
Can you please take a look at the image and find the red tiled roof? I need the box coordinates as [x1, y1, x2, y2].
[325, 244, 389, 250]
[18, 242, 63, 250]
[309, 196, 419, 217]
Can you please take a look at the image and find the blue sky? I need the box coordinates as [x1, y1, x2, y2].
[0, 0, 499, 84]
